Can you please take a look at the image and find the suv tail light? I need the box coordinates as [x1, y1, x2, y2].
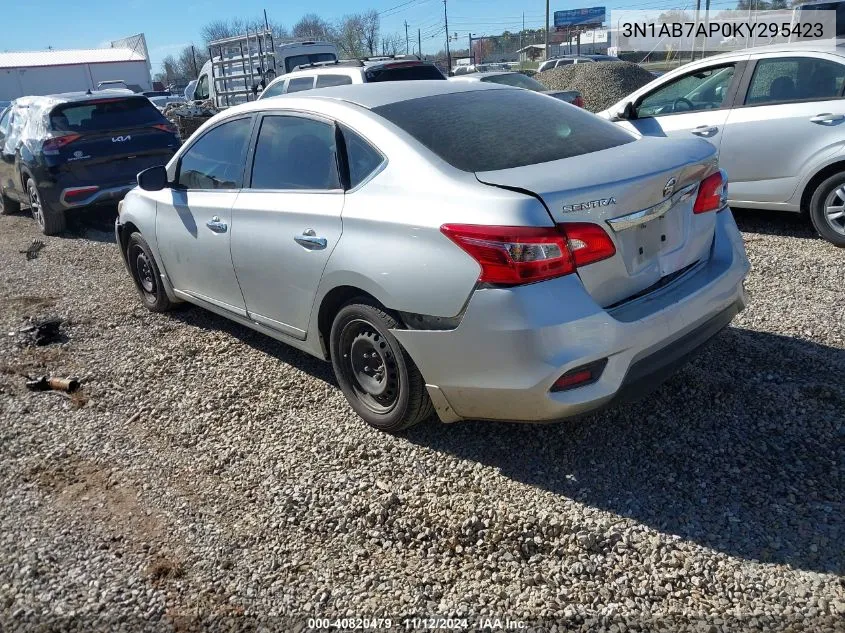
[152, 123, 178, 134]
[572, 95, 585, 108]
[440, 223, 616, 285]
[42, 133, 81, 155]
[694, 169, 728, 214]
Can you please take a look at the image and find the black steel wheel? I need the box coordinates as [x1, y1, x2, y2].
[330, 299, 433, 433]
[126, 232, 172, 312]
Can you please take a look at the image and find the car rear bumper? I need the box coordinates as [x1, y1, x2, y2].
[392, 209, 750, 423]
[59, 183, 135, 210]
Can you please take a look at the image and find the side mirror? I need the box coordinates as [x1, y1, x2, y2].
[137, 165, 169, 191]
[614, 101, 637, 121]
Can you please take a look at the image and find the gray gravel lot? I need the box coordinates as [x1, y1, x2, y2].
[0, 207, 843, 632]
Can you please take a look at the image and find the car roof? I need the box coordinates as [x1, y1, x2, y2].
[695, 37, 845, 62]
[242, 80, 511, 112]
[14, 89, 144, 106]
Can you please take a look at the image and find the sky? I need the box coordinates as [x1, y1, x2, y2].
[3, 0, 728, 70]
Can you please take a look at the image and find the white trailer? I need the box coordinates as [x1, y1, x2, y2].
[0, 48, 152, 101]
[189, 30, 339, 108]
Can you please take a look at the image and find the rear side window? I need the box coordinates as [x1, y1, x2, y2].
[316, 74, 353, 88]
[365, 64, 445, 82]
[287, 77, 315, 93]
[373, 89, 634, 172]
[177, 117, 252, 190]
[341, 125, 384, 189]
[49, 98, 164, 132]
[250, 115, 340, 190]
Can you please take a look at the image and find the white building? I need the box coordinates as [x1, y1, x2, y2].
[0, 37, 152, 101]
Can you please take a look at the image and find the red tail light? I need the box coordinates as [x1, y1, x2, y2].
[152, 123, 178, 134]
[63, 186, 99, 203]
[440, 222, 615, 285]
[572, 95, 585, 108]
[42, 133, 81, 155]
[694, 170, 728, 214]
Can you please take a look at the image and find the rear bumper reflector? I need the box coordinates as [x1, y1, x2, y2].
[551, 358, 608, 392]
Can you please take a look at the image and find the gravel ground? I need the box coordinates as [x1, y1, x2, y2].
[0, 207, 843, 633]
[536, 62, 656, 112]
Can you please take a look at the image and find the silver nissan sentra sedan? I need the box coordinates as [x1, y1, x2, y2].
[115, 81, 750, 433]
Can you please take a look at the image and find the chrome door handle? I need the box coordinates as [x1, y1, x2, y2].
[294, 229, 327, 250]
[691, 125, 718, 137]
[810, 113, 844, 123]
[206, 216, 228, 233]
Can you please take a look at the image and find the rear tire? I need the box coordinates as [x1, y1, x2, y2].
[330, 299, 433, 433]
[809, 172, 845, 247]
[0, 189, 20, 215]
[126, 232, 172, 312]
[27, 179, 65, 235]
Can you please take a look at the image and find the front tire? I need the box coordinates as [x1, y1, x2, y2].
[809, 173, 845, 247]
[126, 232, 172, 312]
[330, 299, 433, 433]
[27, 179, 65, 235]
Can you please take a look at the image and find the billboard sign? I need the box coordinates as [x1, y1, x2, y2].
[554, 7, 606, 29]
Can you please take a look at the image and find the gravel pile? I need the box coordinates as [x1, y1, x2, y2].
[537, 61, 656, 112]
[0, 208, 843, 632]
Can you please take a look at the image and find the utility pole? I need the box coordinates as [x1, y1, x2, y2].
[519, 13, 524, 65]
[405, 21, 409, 55]
[444, 0, 451, 73]
[191, 45, 198, 78]
[544, 0, 550, 61]
[469, 33, 473, 64]
[703, 0, 711, 59]
[691, 0, 701, 61]
[418, 28, 422, 59]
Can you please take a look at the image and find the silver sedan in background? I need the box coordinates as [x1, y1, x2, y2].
[116, 81, 749, 433]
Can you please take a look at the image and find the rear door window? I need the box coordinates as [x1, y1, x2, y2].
[249, 115, 340, 190]
[744, 57, 845, 105]
[316, 74, 354, 88]
[372, 89, 633, 172]
[286, 77, 316, 93]
[49, 98, 165, 132]
[177, 117, 252, 190]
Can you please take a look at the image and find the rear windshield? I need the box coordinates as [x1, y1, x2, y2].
[285, 53, 337, 73]
[50, 98, 165, 132]
[480, 73, 545, 91]
[372, 89, 634, 172]
[366, 64, 445, 82]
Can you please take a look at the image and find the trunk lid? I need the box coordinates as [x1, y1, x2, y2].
[476, 136, 720, 307]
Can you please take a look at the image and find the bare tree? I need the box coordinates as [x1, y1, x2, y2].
[201, 16, 289, 44]
[293, 13, 335, 41]
[381, 33, 404, 56]
[360, 9, 380, 56]
[335, 14, 367, 58]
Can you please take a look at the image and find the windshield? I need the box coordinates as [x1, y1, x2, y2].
[285, 53, 337, 73]
[480, 73, 545, 91]
[373, 89, 634, 172]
